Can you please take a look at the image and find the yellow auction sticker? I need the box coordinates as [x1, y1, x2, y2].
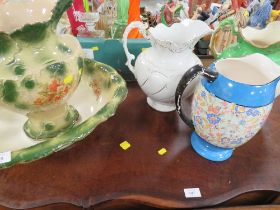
[120, 141, 131, 150]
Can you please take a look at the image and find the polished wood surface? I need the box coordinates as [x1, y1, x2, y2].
[0, 83, 280, 209]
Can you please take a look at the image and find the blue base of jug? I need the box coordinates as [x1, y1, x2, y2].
[191, 132, 234, 162]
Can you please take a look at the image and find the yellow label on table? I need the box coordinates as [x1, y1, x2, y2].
[120, 141, 131, 150]
[158, 148, 167, 155]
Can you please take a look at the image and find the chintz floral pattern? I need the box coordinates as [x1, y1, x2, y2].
[192, 83, 272, 148]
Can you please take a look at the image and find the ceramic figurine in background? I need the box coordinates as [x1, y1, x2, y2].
[231, 0, 248, 11]
[110, 0, 129, 38]
[192, 4, 210, 21]
[209, 9, 250, 57]
[269, 9, 280, 22]
[249, 0, 272, 28]
[96, 0, 117, 38]
[141, 10, 158, 28]
[211, 20, 280, 65]
[67, 0, 87, 36]
[156, 0, 186, 26]
[216, 0, 235, 21]
[177, 0, 190, 20]
[127, 0, 143, 38]
[123, 19, 212, 112]
[210, 18, 239, 57]
[77, 11, 106, 38]
[247, 0, 261, 15]
[175, 54, 280, 161]
[159, 0, 177, 26]
[205, 0, 249, 29]
[234, 7, 250, 27]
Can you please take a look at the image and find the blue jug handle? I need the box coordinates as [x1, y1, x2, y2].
[175, 64, 218, 129]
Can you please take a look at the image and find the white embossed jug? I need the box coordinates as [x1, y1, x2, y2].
[123, 19, 212, 112]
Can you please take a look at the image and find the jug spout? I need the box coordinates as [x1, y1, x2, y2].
[215, 53, 280, 86]
[180, 19, 213, 49]
[203, 54, 280, 107]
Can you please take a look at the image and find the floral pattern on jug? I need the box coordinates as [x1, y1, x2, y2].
[192, 83, 272, 148]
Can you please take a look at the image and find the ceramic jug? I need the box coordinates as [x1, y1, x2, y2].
[123, 19, 212, 112]
[0, 0, 84, 139]
[210, 20, 280, 65]
[175, 54, 280, 161]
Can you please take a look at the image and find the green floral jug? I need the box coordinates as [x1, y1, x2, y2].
[0, 0, 84, 139]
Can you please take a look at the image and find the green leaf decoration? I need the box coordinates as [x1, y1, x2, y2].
[50, 0, 73, 28]
[14, 65, 26, 76]
[11, 22, 48, 43]
[21, 77, 36, 90]
[78, 57, 84, 69]
[2, 80, 18, 103]
[0, 33, 15, 55]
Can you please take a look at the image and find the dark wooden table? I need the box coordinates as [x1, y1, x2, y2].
[0, 83, 280, 210]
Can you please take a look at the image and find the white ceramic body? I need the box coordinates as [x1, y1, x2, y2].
[123, 19, 212, 112]
[135, 46, 201, 111]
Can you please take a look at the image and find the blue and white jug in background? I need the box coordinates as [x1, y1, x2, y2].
[175, 53, 280, 161]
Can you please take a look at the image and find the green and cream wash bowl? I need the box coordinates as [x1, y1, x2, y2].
[0, 0, 84, 139]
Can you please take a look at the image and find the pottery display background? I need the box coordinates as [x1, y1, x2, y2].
[140, 0, 166, 13]
[210, 20, 280, 66]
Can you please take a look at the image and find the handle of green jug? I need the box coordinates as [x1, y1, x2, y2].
[175, 65, 218, 129]
[50, 0, 73, 29]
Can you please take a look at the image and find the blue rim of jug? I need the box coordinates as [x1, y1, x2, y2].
[202, 63, 278, 107]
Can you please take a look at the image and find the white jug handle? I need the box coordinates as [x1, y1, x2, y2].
[122, 21, 149, 74]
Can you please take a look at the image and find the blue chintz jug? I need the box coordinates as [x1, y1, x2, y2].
[175, 53, 280, 161]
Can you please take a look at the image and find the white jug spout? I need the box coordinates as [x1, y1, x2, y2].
[215, 53, 280, 98]
[181, 19, 213, 48]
